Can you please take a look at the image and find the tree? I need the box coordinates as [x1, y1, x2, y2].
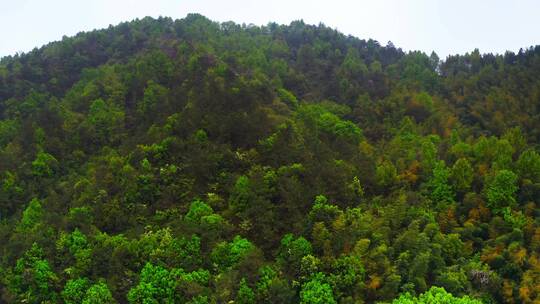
[18, 198, 43, 231]
[391, 286, 482, 304]
[56, 229, 91, 276]
[300, 273, 337, 304]
[82, 281, 116, 304]
[484, 170, 518, 213]
[434, 266, 469, 296]
[376, 160, 398, 189]
[450, 158, 474, 194]
[229, 175, 250, 215]
[127, 263, 177, 303]
[308, 195, 342, 225]
[83, 98, 124, 145]
[8, 243, 58, 303]
[185, 200, 214, 223]
[255, 266, 295, 303]
[328, 255, 365, 298]
[0, 119, 18, 147]
[138, 80, 169, 119]
[0, 170, 24, 215]
[516, 149, 540, 182]
[237, 278, 255, 304]
[428, 161, 455, 205]
[341, 47, 368, 77]
[277, 234, 313, 275]
[211, 235, 255, 270]
[62, 278, 90, 304]
[31, 151, 58, 177]
[277, 88, 298, 108]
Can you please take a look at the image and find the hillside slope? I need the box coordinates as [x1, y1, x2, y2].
[0, 14, 539, 303]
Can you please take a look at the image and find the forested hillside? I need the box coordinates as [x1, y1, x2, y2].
[0, 14, 539, 303]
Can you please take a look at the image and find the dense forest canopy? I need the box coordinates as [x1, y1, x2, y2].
[0, 14, 539, 303]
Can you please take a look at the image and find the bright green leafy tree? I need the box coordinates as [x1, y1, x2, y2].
[300, 272, 337, 304]
[484, 170, 518, 213]
[391, 286, 482, 304]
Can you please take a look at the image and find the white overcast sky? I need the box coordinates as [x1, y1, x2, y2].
[1, 0, 539, 59]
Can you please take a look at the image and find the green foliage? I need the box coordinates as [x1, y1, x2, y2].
[341, 47, 368, 77]
[391, 286, 482, 304]
[62, 278, 90, 304]
[428, 161, 455, 205]
[185, 200, 214, 223]
[211, 235, 254, 269]
[237, 278, 255, 304]
[128, 263, 177, 303]
[328, 255, 365, 296]
[229, 175, 250, 214]
[309, 195, 342, 224]
[278, 234, 313, 275]
[84, 98, 124, 145]
[255, 265, 295, 302]
[0, 119, 18, 147]
[194, 129, 208, 142]
[501, 207, 527, 229]
[300, 272, 337, 304]
[516, 149, 540, 182]
[1, 171, 23, 197]
[0, 14, 539, 304]
[82, 281, 116, 304]
[8, 243, 58, 303]
[188, 295, 210, 304]
[56, 229, 92, 276]
[348, 176, 364, 198]
[279, 234, 313, 262]
[319, 112, 363, 142]
[434, 266, 469, 296]
[133, 229, 202, 270]
[19, 198, 43, 231]
[298, 105, 363, 143]
[484, 170, 518, 212]
[138, 80, 169, 117]
[450, 158, 474, 193]
[376, 160, 398, 188]
[277, 88, 298, 108]
[32, 151, 58, 177]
